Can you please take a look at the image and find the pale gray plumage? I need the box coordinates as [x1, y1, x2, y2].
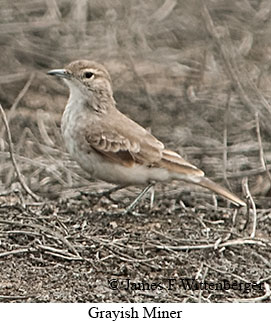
[47, 60, 245, 207]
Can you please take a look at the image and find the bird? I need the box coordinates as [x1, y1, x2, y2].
[47, 59, 246, 207]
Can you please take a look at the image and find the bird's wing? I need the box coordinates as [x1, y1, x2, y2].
[84, 108, 164, 167]
[159, 149, 204, 176]
[85, 128, 139, 167]
[85, 110, 204, 176]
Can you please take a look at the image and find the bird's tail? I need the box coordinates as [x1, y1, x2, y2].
[198, 177, 246, 207]
[160, 149, 245, 207]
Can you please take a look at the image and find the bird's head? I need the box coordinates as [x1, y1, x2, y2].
[47, 60, 114, 101]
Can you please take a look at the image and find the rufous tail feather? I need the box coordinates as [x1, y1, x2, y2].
[198, 177, 246, 207]
[160, 149, 245, 207]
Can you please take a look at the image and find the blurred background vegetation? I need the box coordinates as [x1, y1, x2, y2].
[0, 0, 271, 304]
[1, 0, 271, 206]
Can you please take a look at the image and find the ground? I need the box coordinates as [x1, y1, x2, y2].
[0, 0, 271, 303]
[0, 182, 270, 302]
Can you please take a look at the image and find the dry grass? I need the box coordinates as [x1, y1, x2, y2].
[0, 0, 270, 302]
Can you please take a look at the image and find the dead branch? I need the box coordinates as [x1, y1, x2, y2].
[154, 238, 265, 251]
[37, 245, 83, 261]
[0, 104, 40, 201]
[0, 219, 79, 257]
[0, 247, 35, 258]
[242, 177, 257, 238]
[0, 73, 35, 139]
[42, 251, 82, 261]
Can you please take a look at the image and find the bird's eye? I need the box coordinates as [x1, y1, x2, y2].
[84, 71, 94, 79]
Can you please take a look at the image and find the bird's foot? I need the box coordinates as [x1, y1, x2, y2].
[122, 183, 154, 215]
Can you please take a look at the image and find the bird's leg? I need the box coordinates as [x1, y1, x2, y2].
[124, 183, 154, 214]
[149, 185, 155, 209]
[81, 185, 126, 203]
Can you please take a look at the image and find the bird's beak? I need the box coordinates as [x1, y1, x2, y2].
[47, 69, 70, 78]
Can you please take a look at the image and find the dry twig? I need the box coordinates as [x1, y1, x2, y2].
[0, 219, 79, 257]
[0, 73, 35, 139]
[0, 247, 35, 258]
[37, 244, 82, 261]
[0, 104, 40, 201]
[154, 238, 265, 251]
[242, 177, 257, 238]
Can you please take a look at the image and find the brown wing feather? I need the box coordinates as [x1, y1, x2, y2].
[85, 129, 137, 167]
[158, 149, 205, 176]
[84, 108, 165, 167]
[85, 109, 205, 176]
[105, 110, 164, 164]
[105, 110, 205, 175]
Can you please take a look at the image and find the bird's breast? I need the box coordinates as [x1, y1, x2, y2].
[61, 101, 91, 161]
